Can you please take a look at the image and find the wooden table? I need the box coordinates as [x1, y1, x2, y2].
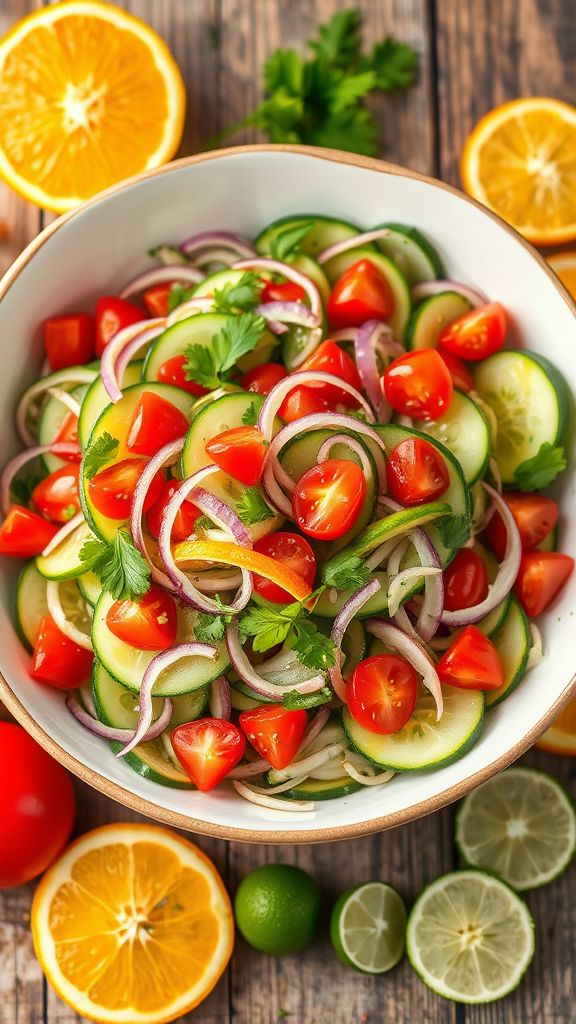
[1, 2, 575, 1021]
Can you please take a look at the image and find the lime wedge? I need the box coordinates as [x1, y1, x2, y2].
[330, 882, 406, 974]
[455, 766, 576, 890]
[407, 870, 534, 1003]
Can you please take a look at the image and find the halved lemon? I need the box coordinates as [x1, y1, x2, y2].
[547, 251, 576, 301]
[0, 1, 185, 212]
[31, 824, 233, 1023]
[461, 98, 576, 246]
[536, 694, 576, 755]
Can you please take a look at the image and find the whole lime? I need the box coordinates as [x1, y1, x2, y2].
[234, 863, 321, 954]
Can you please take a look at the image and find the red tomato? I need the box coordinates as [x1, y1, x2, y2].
[106, 586, 178, 650]
[514, 551, 574, 617]
[253, 532, 316, 604]
[436, 625, 504, 690]
[53, 411, 81, 459]
[299, 339, 362, 407]
[386, 437, 450, 506]
[347, 654, 418, 734]
[32, 465, 80, 523]
[147, 480, 201, 541]
[126, 392, 189, 457]
[143, 282, 173, 318]
[278, 385, 332, 422]
[239, 705, 307, 769]
[30, 615, 93, 690]
[157, 354, 209, 397]
[442, 549, 489, 612]
[327, 258, 395, 329]
[261, 280, 306, 304]
[88, 458, 164, 519]
[0, 722, 76, 888]
[0, 506, 58, 557]
[205, 425, 268, 486]
[485, 492, 558, 561]
[95, 296, 143, 357]
[438, 349, 474, 392]
[241, 362, 287, 395]
[171, 718, 246, 791]
[44, 314, 95, 371]
[292, 459, 366, 540]
[439, 302, 507, 361]
[383, 349, 453, 420]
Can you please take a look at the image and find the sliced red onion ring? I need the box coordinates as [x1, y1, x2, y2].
[233, 257, 322, 318]
[41, 513, 85, 557]
[226, 620, 325, 699]
[342, 758, 395, 786]
[388, 566, 442, 617]
[209, 676, 232, 720]
[412, 280, 489, 307]
[355, 320, 404, 421]
[67, 694, 173, 743]
[166, 296, 216, 325]
[1, 443, 80, 515]
[296, 707, 331, 756]
[318, 228, 391, 264]
[367, 619, 443, 719]
[255, 301, 321, 330]
[46, 387, 82, 418]
[329, 579, 382, 701]
[117, 642, 218, 758]
[330, 328, 359, 343]
[228, 757, 271, 779]
[191, 488, 252, 547]
[16, 369, 96, 446]
[191, 570, 243, 593]
[100, 319, 166, 403]
[440, 484, 521, 626]
[267, 741, 347, 784]
[409, 529, 444, 642]
[46, 580, 92, 650]
[119, 265, 204, 300]
[130, 438, 185, 591]
[317, 433, 373, 480]
[366, 536, 404, 571]
[232, 779, 314, 811]
[180, 230, 256, 260]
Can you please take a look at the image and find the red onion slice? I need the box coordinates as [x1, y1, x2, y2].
[46, 387, 82, 419]
[16, 369, 97, 446]
[412, 280, 489, 307]
[100, 319, 166, 403]
[130, 438, 185, 591]
[355, 320, 404, 422]
[329, 579, 382, 701]
[166, 296, 217, 326]
[233, 257, 322, 318]
[41, 513, 85, 557]
[317, 433, 373, 480]
[226, 620, 325, 699]
[209, 675, 232, 720]
[1, 443, 80, 515]
[255, 301, 321, 330]
[191, 488, 252, 547]
[318, 228, 391, 264]
[180, 230, 256, 260]
[409, 529, 444, 642]
[67, 694, 173, 743]
[367, 619, 443, 719]
[232, 779, 314, 811]
[228, 758, 272, 779]
[119, 265, 204, 300]
[296, 707, 331, 756]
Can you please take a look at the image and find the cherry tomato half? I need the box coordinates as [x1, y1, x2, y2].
[292, 459, 366, 541]
[239, 705, 307, 769]
[442, 549, 489, 612]
[44, 314, 95, 371]
[299, 340, 362, 408]
[171, 718, 246, 792]
[485, 492, 558, 561]
[32, 465, 80, 523]
[253, 532, 316, 604]
[106, 586, 178, 650]
[438, 349, 474, 392]
[0, 506, 58, 557]
[205, 425, 268, 486]
[386, 437, 450, 506]
[88, 458, 164, 520]
[30, 615, 94, 690]
[439, 302, 507, 361]
[383, 349, 453, 420]
[514, 551, 574, 617]
[158, 354, 210, 397]
[260, 280, 306, 304]
[278, 385, 332, 422]
[147, 480, 201, 541]
[143, 282, 173, 318]
[53, 411, 81, 458]
[241, 362, 287, 395]
[327, 259, 395, 329]
[95, 296, 143, 357]
[436, 625, 504, 690]
[347, 654, 418, 734]
[126, 392, 189, 457]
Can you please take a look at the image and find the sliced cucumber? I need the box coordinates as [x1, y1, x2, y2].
[80, 382, 194, 542]
[344, 684, 484, 771]
[91, 591, 229, 695]
[36, 519, 95, 580]
[78, 360, 142, 448]
[14, 562, 48, 649]
[255, 214, 360, 260]
[18, 364, 98, 442]
[406, 292, 471, 350]
[485, 597, 531, 709]
[276, 776, 362, 801]
[375, 223, 445, 283]
[92, 660, 208, 729]
[473, 351, 569, 485]
[39, 384, 87, 472]
[230, 685, 261, 711]
[321, 248, 411, 342]
[314, 572, 389, 620]
[143, 310, 277, 382]
[77, 571, 101, 606]
[420, 390, 491, 484]
[110, 737, 193, 788]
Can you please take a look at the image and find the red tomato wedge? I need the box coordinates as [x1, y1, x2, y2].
[157, 354, 209, 397]
[44, 314, 95, 370]
[106, 586, 178, 650]
[438, 349, 474, 392]
[347, 654, 418, 734]
[205, 425, 268, 486]
[278, 385, 332, 422]
[126, 392, 189, 457]
[485, 492, 558, 561]
[32, 465, 80, 523]
[95, 296, 143, 357]
[514, 551, 574, 617]
[0, 506, 58, 557]
[239, 705, 307, 769]
[171, 718, 246, 792]
[299, 340, 362, 407]
[253, 532, 316, 604]
[436, 625, 504, 690]
[30, 615, 93, 690]
[88, 458, 164, 520]
[386, 437, 450, 506]
[327, 258, 394, 329]
[383, 349, 453, 420]
[442, 549, 489, 612]
[143, 282, 173, 317]
[147, 480, 201, 541]
[241, 362, 287, 395]
[53, 411, 81, 458]
[260, 280, 306, 304]
[292, 458, 366, 540]
[439, 302, 507, 361]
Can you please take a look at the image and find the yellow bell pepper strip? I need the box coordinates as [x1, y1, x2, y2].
[173, 540, 313, 603]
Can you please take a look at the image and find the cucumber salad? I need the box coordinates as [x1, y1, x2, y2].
[3, 216, 573, 809]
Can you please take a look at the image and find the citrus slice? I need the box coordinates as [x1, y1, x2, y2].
[536, 693, 576, 755]
[455, 767, 576, 890]
[31, 823, 233, 1024]
[461, 98, 576, 246]
[330, 881, 406, 974]
[0, 2, 185, 212]
[547, 251, 576, 301]
[407, 870, 535, 1003]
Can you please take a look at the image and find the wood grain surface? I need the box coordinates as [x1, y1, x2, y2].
[0, 2, 575, 1023]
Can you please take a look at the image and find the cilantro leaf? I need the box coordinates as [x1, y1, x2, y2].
[194, 612, 227, 644]
[240, 599, 336, 668]
[365, 37, 419, 90]
[10, 473, 41, 506]
[183, 313, 266, 390]
[213, 272, 262, 314]
[309, 106, 378, 155]
[236, 487, 274, 526]
[168, 282, 196, 311]
[241, 401, 259, 426]
[83, 432, 119, 479]
[308, 8, 362, 67]
[437, 514, 471, 549]
[264, 49, 304, 95]
[292, 623, 336, 670]
[240, 605, 295, 653]
[80, 529, 150, 600]
[282, 687, 333, 710]
[514, 443, 567, 491]
[270, 221, 314, 262]
[322, 554, 371, 590]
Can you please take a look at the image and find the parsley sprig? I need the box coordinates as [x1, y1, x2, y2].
[183, 313, 266, 390]
[240, 596, 336, 671]
[514, 443, 567, 491]
[213, 272, 262, 314]
[236, 487, 275, 526]
[83, 432, 119, 479]
[321, 554, 371, 590]
[79, 530, 150, 601]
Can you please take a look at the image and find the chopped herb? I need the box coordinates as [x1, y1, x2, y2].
[194, 612, 228, 644]
[240, 597, 336, 669]
[236, 487, 274, 525]
[83, 432, 119, 479]
[322, 554, 371, 590]
[282, 687, 333, 710]
[213, 271, 262, 314]
[437, 514, 471, 550]
[241, 401, 259, 426]
[80, 529, 150, 601]
[514, 443, 567, 491]
[183, 313, 266, 390]
[270, 221, 314, 262]
[168, 282, 196, 311]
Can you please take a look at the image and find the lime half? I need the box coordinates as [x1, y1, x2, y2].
[456, 766, 576, 891]
[407, 870, 534, 1003]
[330, 882, 406, 974]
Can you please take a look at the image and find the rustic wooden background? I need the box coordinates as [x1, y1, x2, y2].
[1, 1, 575, 1022]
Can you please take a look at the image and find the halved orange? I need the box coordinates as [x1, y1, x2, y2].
[536, 694, 576, 756]
[31, 824, 234, 1023]
[0, 1, 185, 212]
[547, 251, 576, 301]
[461, 98, 576, 246]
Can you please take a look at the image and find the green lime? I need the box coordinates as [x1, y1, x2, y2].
[330, 882, 406, 974]
[455, 766, 576, 891]
[234, 863, 320, 954]
[407, 870, 534, 1003]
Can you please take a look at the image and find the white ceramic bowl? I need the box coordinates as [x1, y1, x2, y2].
[1, 145, 575, 843]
